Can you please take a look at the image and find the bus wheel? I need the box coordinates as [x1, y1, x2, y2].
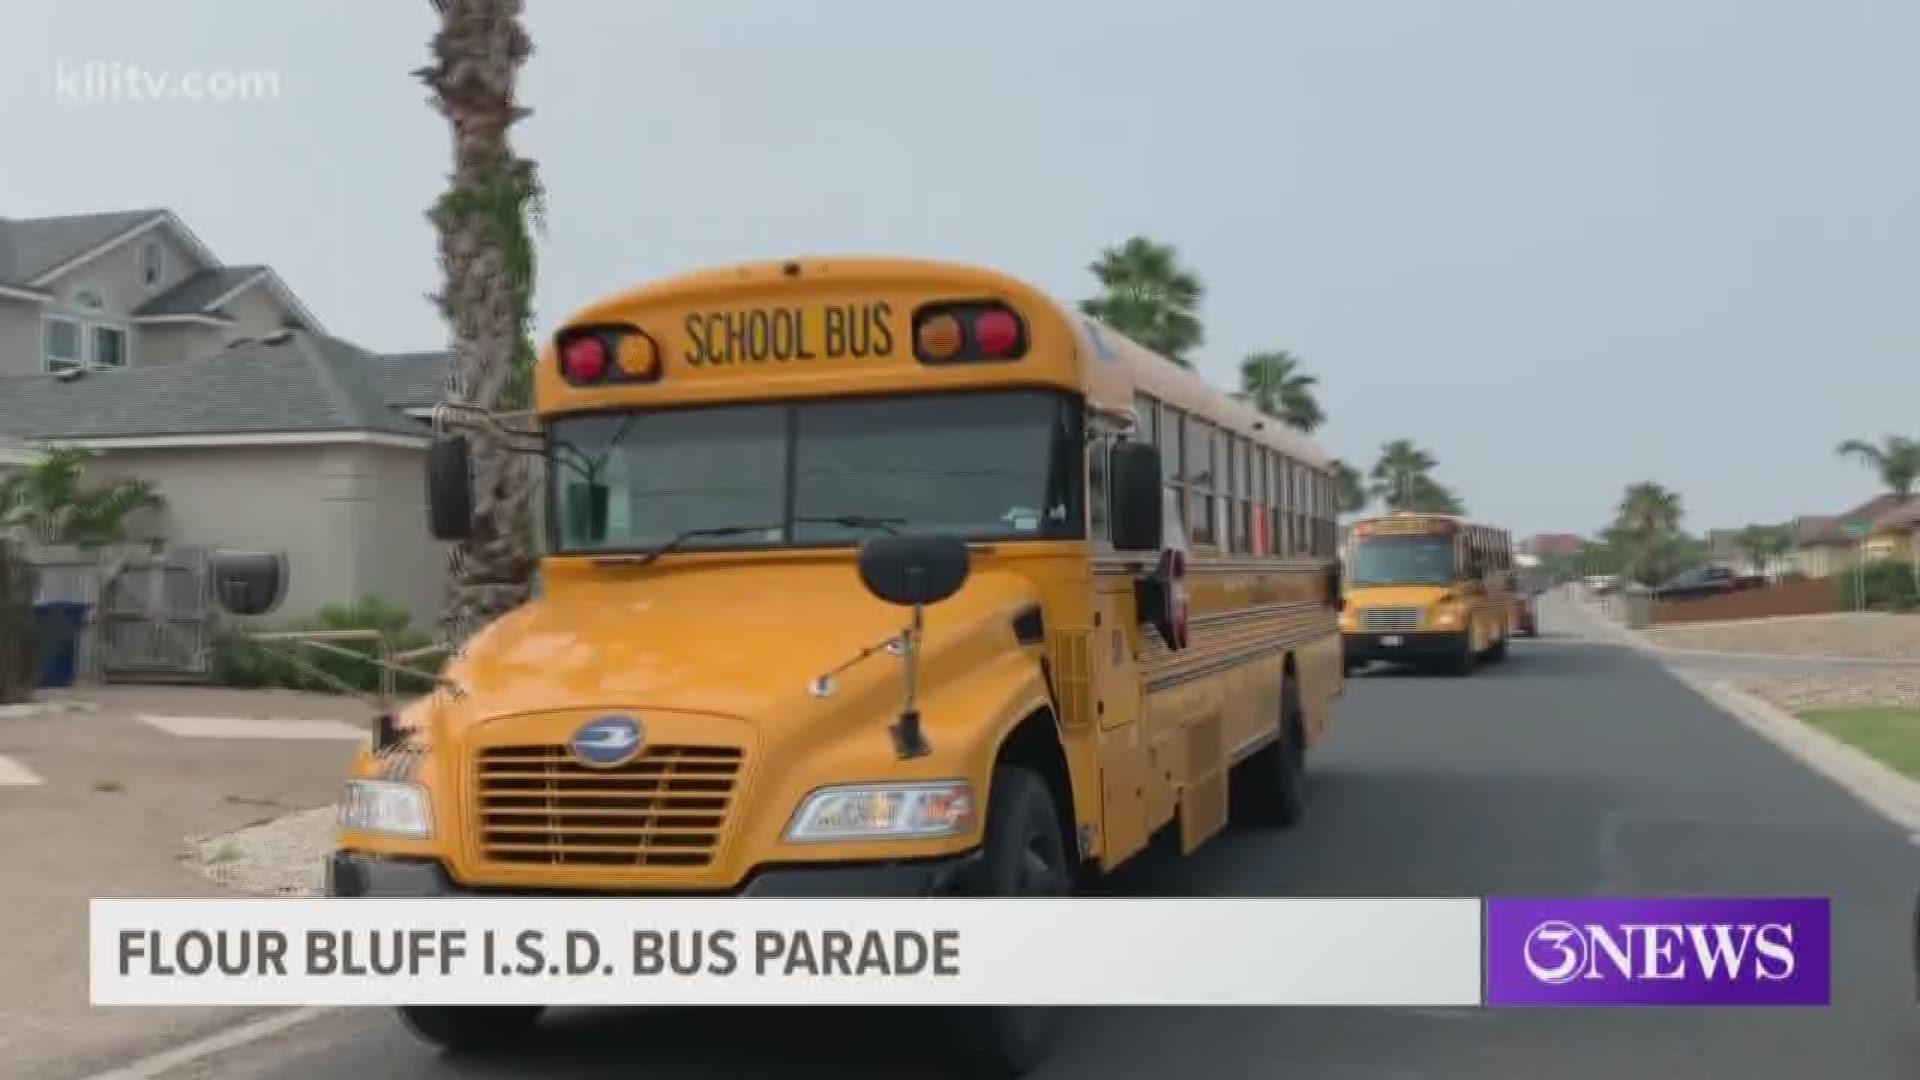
[1485, 635, 1509, 663]
[396, 1006, 543, 1053]
[951, 767, 1069, 1077]
[1436, 632, 1475, 677]
[1231, 677, 1307, 828]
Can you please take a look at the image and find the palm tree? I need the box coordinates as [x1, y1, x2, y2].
[1400, 475, 1466, 515]
[1611, 481, 1685, 585]
[0, 446, 163, 544]
[1330, 459, 1367, 514]
[418, 0, 544, 642]
[1735, 523, 1793, 578]
[1616, 481, 1683, 536]
[1078, 236, 1205, 367]
[1368, 439, 1437, 509]
[1836, 435, 1920, 501]
[1238, 350, 1324, 432]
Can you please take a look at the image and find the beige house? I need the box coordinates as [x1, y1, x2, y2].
[0, 207, 454, 630]
[1794, 494, 1908, 578]
[0, 331, 450, 627]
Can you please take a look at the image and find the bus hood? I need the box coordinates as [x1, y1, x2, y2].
[431, 559, 1042, 739]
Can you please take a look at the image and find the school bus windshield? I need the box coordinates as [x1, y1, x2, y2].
[547, 388, 1084, 553]
[1350, 534, 1455, 586]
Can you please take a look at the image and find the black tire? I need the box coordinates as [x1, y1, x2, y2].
[396, 1005, 543, 1053]
[1231, 675, 1308, 828]
[1440, 632, 1475, 677]
[1484, 635, 1509, 662]
[949, 767, 1071, 1078]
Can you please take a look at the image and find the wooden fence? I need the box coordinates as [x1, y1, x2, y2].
[1648, 575, 1840, 626]
[25, 543, 217, 682]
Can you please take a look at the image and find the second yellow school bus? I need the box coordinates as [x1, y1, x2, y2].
[1339, 511, 1516, 675]
[327, 256, 1343, 1073]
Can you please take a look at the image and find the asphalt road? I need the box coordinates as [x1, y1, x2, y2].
[161, 604, 1920, 1080]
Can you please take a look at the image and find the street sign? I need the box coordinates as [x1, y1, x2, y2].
[1842, 520, 1870, 538]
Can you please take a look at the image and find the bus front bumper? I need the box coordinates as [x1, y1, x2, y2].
[326, 849, 987, 899]
[1343, 630, 1468, 665]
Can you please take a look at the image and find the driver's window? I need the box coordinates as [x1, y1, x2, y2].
[1088, 431, 1112, 543]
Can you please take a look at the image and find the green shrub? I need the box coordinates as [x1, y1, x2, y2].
[210, 595, 439, 695]
[1835, 560, 1920, 612]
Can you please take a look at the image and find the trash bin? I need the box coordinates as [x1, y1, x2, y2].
[32, 601, 91, 688]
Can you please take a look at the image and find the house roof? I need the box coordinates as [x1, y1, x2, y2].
[132, 266, 264, 317]
[360, 351, 448, 410]
[0, 332, 443, 443]
[1873, 498, 1920, 533]
[0, 209, 166, 286]
[1797, 493, 1912, 545]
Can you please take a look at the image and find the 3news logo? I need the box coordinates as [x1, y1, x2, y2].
[1485, 898, 1831, 1006]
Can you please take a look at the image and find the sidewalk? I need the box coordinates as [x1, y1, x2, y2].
[0, 686, 368, 1080]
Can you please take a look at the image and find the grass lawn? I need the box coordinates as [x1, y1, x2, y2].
[1801, 707, 1920, 779]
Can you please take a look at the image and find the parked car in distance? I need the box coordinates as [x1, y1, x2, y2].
[1649, 565, 1765, 601]
[1583, 573, 1620, 596]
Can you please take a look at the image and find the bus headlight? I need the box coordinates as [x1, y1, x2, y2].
[784, 781, 976, 842]
[1433, 605, 1463, 627]
[339, 779, 433, 839]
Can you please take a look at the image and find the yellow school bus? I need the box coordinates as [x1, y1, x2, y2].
[322, 256, 1343, 1073]
[1338, 511, 1516, 675]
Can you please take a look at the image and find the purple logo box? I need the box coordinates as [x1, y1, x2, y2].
[1485, 897, 1831, 1006]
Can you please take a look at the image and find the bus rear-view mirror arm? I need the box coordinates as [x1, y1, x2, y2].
[856, 535, 973, 760]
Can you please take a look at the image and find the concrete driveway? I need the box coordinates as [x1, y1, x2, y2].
[0, 686, 369, 1080]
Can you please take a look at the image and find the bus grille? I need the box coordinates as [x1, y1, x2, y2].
[1358, 607, 1422, 632]
[473, 744, 744, 868]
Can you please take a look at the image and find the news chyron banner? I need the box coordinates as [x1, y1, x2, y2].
[89, 896, 1831, 1008]
[95, 898, 1477, 1007]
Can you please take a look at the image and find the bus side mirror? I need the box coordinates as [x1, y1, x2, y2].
[857, 535, 971, 761]
[427, 435, 475, 541]
[857, 535, 971, 607]
[1326, 562, 1342, 609]
[210, 550, 288, 617]
[1109, 442, 1163, 552]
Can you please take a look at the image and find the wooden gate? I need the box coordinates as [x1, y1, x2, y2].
[26, 544, 216, 682]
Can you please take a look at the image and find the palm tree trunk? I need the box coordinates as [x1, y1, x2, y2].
[419, 0, 540, 644]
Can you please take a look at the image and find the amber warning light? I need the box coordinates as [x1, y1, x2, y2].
[913, 302, 1027, 364]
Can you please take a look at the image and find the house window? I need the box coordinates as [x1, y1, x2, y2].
[142, 241, 163, 286]
[43, 317, 80, 372]
[92, 325, 128, 368]
[76, 290, 105, 310]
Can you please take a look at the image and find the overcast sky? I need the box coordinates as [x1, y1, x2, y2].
[5, 0, 1915, 537]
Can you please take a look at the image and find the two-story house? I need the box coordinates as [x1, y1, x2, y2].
[0, 209, 454, 635]
[0, 209, 320, 377]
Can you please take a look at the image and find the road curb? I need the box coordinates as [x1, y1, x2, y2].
[1672, 670, 1920, 835]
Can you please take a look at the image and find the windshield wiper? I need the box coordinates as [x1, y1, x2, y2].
[796, 515, 904, 535]
[590, 515, 907, 568]
[594, 524, 776, 568]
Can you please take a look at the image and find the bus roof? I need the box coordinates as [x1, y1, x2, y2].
[544, 254, 1333, 470]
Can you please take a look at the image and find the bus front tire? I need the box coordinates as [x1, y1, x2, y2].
[951, 767, 1070, 1077]
[1231, 677, 1307, 828]
[1484, 635, 1509, 663]
[396, 1005, 543, 1053]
